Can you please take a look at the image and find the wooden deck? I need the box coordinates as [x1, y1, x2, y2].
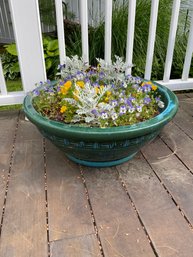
[0, 93, 193, 257]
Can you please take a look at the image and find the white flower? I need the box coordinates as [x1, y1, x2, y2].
[120, 105, 127, 114]
[101, 112, 108, 119]
[112, 113, 118, 120]
[158, 101, 165, 108]
[128, 107, 135, 113]
[136, 105, 142, 112]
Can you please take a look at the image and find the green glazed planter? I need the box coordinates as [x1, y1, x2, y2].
[23, 82, 178, 167]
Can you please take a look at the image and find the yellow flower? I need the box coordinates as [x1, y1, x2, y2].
[60, 80, 72, 95]
[151, 85, 157, 91]
[105, 97, 109, 102]
[64, 80, 72, 89]
[76, 80, 85, 88]
[95, 87, 99, 94]
[106, 91, 111, 96]
[100, 85, 104, 90]
[60, 106, 67, 113]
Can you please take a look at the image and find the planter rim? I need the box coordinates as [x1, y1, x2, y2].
[23, 81, 178, 141]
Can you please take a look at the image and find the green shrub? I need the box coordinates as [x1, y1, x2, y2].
[1, 36, 60, 80]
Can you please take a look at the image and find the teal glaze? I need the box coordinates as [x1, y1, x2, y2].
[23, 82, 178, 167]
[66, 152, 138, 167]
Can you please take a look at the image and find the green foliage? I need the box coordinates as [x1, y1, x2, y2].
[43, 36, 59, 78]
[4, 44, 18, 56]
[1, 36, 59, 80]
[1, 52, 20, 80]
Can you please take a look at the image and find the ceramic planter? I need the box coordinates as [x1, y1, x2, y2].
[23, 82, 178, 167]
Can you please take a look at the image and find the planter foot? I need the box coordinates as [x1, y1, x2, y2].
[66, 152, 138, 168]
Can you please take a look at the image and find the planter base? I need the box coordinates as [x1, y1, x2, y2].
[66, 152, 138, 167]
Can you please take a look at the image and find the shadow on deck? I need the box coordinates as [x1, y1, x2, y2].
[0, 93, 193, 257]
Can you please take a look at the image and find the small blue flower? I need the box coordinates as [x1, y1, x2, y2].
[111, 100, 118, 107]
[155, 97, 160, 102]
[144, 97, 151, 104]
[99, 72, 105, 78]
[91, 109, 98, 115]
[111, 112, 118, 120]
[120, 105, 127, 114]
[101, 111, 108, 119]
[142, 84, 151, 92]
[136, 105, 142, 112]
[33, 89, 40, 96]
[128, 96, 135, 103]
[128, 107, 135, 113]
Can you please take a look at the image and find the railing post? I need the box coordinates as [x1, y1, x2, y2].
[9, 0, 47, 92]
[125, 0, 136, 75]
[105, 0, 113, 65]
[55, 0, 66, 64]
[80, 0, 89, 63]
[0, 58, 7, 95]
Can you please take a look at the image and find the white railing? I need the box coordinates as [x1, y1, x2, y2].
[0, 0, 193, 106]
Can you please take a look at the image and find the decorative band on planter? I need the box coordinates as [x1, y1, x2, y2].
[23, 56, 178, 167]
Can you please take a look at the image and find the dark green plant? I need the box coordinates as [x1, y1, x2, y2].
[1, 50, 20, 80]
[1, 36, 60, 80]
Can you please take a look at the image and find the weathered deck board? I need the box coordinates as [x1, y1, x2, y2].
[82, 167, 155, 257]
[161, 122, 193, 171]
[0, 116, 48, 257]
[45, 141, 101, 256]
[117, 154, 193, 257]
[0, 111, 18, 213]
[173, 108, 193, 139]
[142, 136, 193, 225]
[177, 94, 193, 117]
[0, 93, 192, 257]
[50, 234, 101, 257]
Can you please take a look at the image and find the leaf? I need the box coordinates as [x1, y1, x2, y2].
[47, 39, 58, 51]
[5, 44, 18, 56]
[45, 58, 52, 69]
[11, 62, 20, 73]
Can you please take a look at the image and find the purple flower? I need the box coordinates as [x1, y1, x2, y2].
[155, 97, 160, 102]
[142, 84, 151, 92]
[33, 89, 40, 96]
[99, 72, 105, 78]
[111, 100, 118, 107]
[111, 113, 118, 120]
[101, 111, 108, 119]
[136, 105, 142, 112]
[120, 105, 127, 115]
[76, 71, 84, 80]
[128, 96, 135, 103]
[128, 107, 135, 113]
[144, 97, 151, 104]
[84, 77, 90, 83]
[91, 109, 98, 116]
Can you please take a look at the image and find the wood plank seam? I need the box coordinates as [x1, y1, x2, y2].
[159, 134, 193, 176]
[172, 120, 193, 141]
[0, 110, 20, 238]
[115, 167, 159, 257]
[141, 150, 193, 231]
[43, 138, 51, 257]
[79, 165, 105, 257]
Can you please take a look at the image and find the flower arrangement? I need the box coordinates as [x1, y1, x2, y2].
[32, 55, 165, 128]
